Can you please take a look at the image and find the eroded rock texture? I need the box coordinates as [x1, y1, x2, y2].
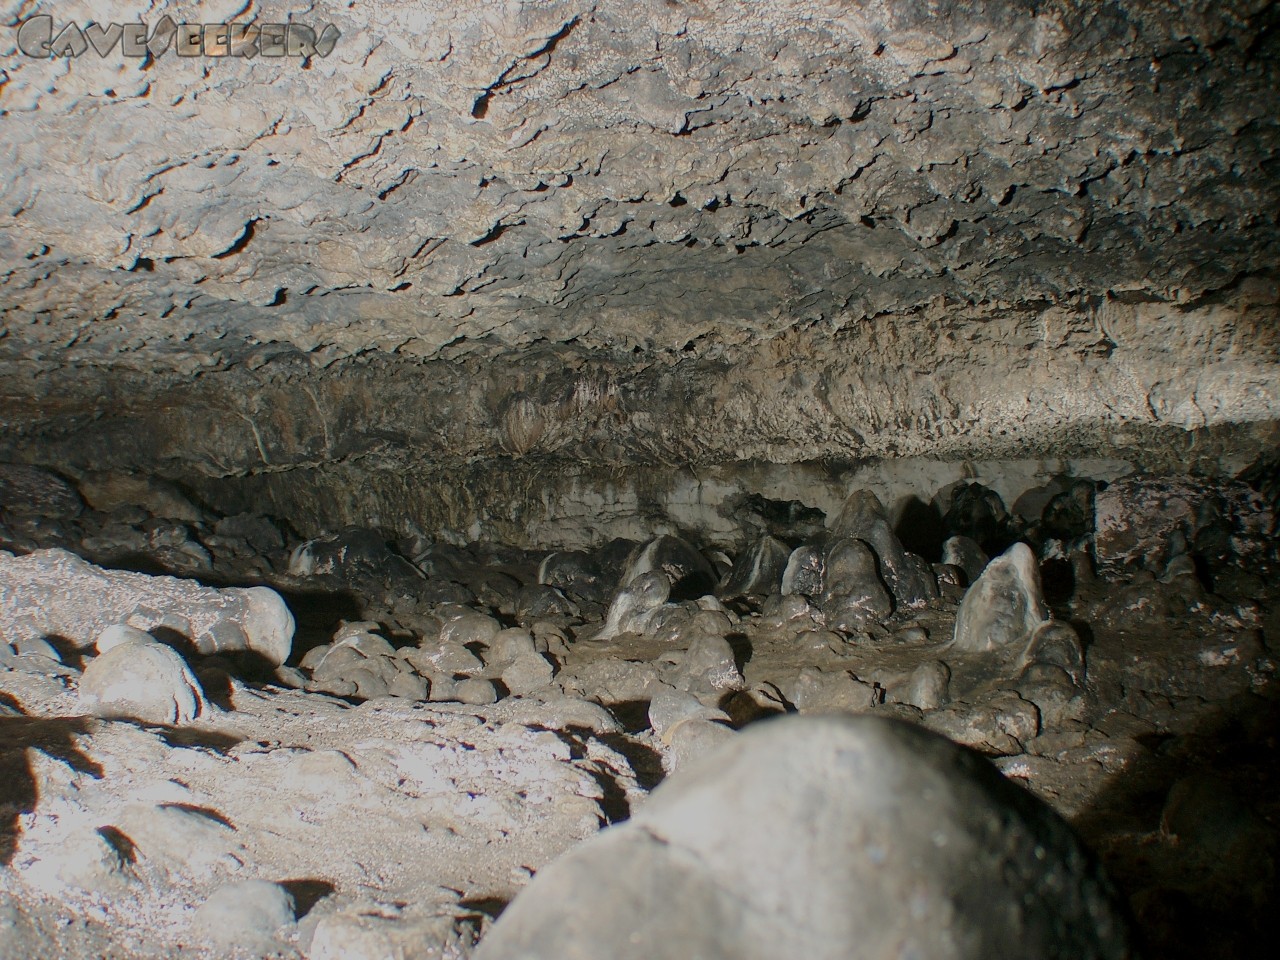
[1, 0, 1278, 540]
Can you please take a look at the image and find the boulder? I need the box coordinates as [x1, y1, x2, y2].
[79, 642, 208, 725]
[475, 715, 1131, 960]
[0, 548, 293, 665]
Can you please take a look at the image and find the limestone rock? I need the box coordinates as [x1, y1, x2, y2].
[780, 545, 825, 598]
[596, 571, 670, 640]
[1095, 478, 1273, 576]
[897, 660, 952, 711]
[944, 482, 1010, 552]
[289, 528, 423, 587]
[501, 653, 556, 697]
[1022, 620, 1087, 686]
[818, 538, 894, 629]
[455, 678, 499, 706]
[308, 908, 478, 960]
[942, 535, 989, 584]
[719, 535, 791, 599]
[924, 691, 1042, 755]
[0, 548, 294, 665]
[952, 542, 1049, 653]
[21, 828, 135, 895]
[475, 715, 1132, 960]
[621, 536, 717, 599]
[79, 642, 208, 725]
[94, 624, 155, 655]
[0, 464, 82, 518]
[832, 490, 938, 609]
[190, 880, 296, 951]
[539, 550, 608, 603]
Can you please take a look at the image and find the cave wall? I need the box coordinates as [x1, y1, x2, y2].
[1, 0, 1278, 543]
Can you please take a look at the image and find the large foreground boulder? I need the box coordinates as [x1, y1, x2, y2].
[0, 548, 294, 665]
[476, 714, 1132, 960]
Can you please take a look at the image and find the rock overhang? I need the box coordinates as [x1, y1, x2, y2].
[0, 0, 1277, 522]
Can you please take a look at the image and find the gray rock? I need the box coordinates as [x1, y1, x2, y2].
[538, 550, 608, 602]
[898, 660, 952, 711]
[79, 642, 208, 724]
[1022, 619, 1086, 685]
[719, 535, 791, 598]
[648, 690, 730, 739]
[674, 632, 742, 695]
[952, 542, 1049, 653]
[308, 908, 478, 960]
[780, 545, 824, 598]
[455, 678, 499, 705]
[662, 717, 737, 774]
[0, 463, 83, 518]
[501, 652, 556, 696]
[621, 535, 717, 599]
[440, 609, 503, 646]
[333, 631, 396, 659]
[1094, 478, 1273, 576]
[76, 473, 200, 521]
[1015, 664, 1085, 727]
[191, 879, 296, 950]
[942, 535, 989, 584]
[474, 715, 1131, 960]
[115, 803, 241, 875]
[819, 538, 893, 629]
[410, 641, 485, 677]
[515, 583, 580, 622]
[387, 669, 430, 700]
[0, 548, 294, 665]
[792, 666, 882, 714]
[346, 665, 391, 700]
[832, 490, 938, 609]
[489, 628, 538, 662]
[21, 828, 135, 895]
[944, 482, 1009, 550]
[596, 570, 670, 640]
[94, 623, 155, 654]
[924, 691, 1042, 755]
[212, 513, 286, 553]
[7, 634, 62, 662]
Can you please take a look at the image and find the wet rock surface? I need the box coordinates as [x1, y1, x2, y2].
[1, 462, 1277, 958]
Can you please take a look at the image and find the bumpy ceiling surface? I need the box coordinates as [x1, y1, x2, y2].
[0, 0, 1278, 479]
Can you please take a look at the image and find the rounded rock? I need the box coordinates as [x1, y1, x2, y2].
[191, 879, 296, 949]
[475, 715, 1132, 960]
[79, 642, 207, 724]
[94, 624, 154, 655]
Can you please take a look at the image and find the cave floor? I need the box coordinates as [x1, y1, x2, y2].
[1, 530, 1278, 959]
